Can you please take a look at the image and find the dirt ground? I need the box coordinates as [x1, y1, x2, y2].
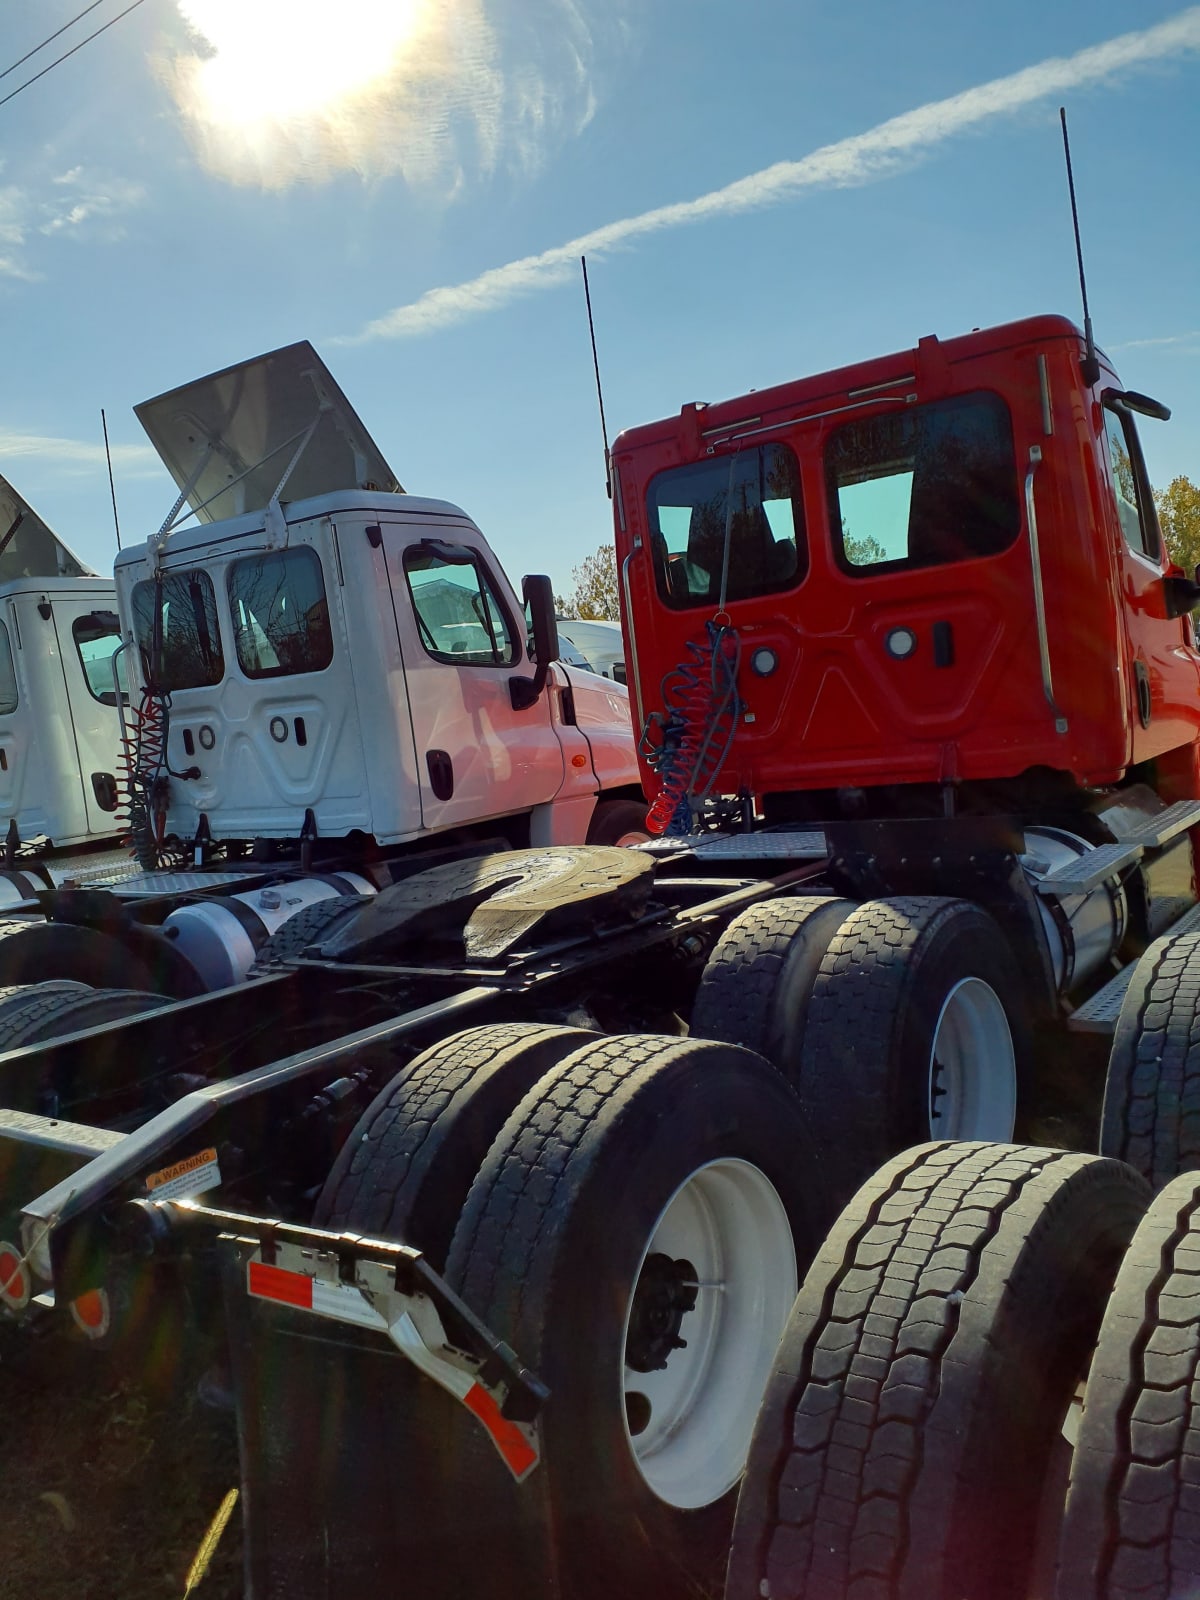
[2, 1326, 243, 1600]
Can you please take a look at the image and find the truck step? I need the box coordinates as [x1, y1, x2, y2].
[1034, 841, 1143, 898]
[688, 830, 828, 861]
[1106, 798, 1200, 850]
[1067, 900, 1200, 1034]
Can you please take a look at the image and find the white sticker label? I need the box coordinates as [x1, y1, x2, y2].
[145, 1147, 221, 1201]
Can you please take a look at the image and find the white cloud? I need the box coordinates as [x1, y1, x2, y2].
[39, 175, 147, 237]
[162, 0, 610, 190]
[1112, 331, 1200, 350]
[0, 169, 146, 277]
[340, 6, 1200, 344]
[0, 430, 161, 478]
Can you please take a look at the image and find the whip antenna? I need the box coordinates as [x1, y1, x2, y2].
[101, 407, 122, 550]
[1059, 107, 1101, 386]
[580, 256, 612, 498]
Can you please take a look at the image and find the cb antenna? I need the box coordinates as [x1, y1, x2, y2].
[1059, 107, 1101, 387]
[580, 255, 612, 498]
[100, 407, 122, 550]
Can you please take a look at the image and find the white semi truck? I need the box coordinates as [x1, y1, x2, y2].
[0, 342, 646, 994]
[0, 473, 129, 901]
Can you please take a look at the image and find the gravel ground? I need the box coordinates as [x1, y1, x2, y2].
[1, 1325, 243, 1600]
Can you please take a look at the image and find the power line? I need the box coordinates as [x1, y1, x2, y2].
[0, 0, 111, 83]
[0, 0, 150, 113]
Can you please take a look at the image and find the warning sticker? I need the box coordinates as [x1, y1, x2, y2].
[145, 1147, 221, 1201]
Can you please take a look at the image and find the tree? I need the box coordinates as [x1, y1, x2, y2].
[1156, 476, 1200, 575]
[560, 544, 619, 620]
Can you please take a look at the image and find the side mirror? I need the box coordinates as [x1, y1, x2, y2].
[510, 574, 560, 710]
[1163, 569, 1200, 620]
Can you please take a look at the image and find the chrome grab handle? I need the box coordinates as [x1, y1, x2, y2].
[1026, 445, 1068, 734]
[621, 542, 645, 731]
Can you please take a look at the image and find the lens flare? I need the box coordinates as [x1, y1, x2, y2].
[163, 0, 503, 188]
[175, 0, 425, 127]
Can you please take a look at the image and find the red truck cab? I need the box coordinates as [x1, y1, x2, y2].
[612, 315, 1200, 823]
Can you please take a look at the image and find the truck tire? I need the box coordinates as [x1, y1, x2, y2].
[313, 1021, 597, 1266]
[1101, 930, 1200, 1191]
[1056, 1170, 1200, 1599]
[798, 896, 1031, 1209]
[0, 980, 167, 1049]
[248, 895, 370, 972]
[586, 797, 652, 847]
[439, 1034, 825, 1600]
[0, 922, 160, 995]
[690, 896, 854, 1072]
[726, 1142, 1149, 1600]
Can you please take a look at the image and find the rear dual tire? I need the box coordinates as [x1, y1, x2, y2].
[727, 1142, 1149, 1600]
[439, 1034, 823, 1600]
[695, 895, 1029, 1211]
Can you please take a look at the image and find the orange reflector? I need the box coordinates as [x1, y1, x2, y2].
[463, 1382, 538, 1479]
[0, 1243, 29, 1309]
[571, 754, 588, 768]
[70, 1288, 111, 1339]
[248, 1260, 313, 1309]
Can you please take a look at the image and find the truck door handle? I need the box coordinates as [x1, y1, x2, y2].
[426, 750, 454, 801]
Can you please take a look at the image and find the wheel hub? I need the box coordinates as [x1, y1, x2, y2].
[624, 1252, 698, 1373]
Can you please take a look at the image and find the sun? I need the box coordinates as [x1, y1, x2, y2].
[176, 0, 428, 128]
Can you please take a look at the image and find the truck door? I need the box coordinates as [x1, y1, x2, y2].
[49, 597, 127, 836]
[382, 531, 564, 831]
[1101, 400, 1200, 761]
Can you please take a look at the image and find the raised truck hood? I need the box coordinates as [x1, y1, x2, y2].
[0, 473, 93, 582]
[135, 340, 402, 526]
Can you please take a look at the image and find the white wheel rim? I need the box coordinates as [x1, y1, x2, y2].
[614, 827, 652, 847]
[619, 1158, 797, 1510]
[928, 976, 1016, 1140]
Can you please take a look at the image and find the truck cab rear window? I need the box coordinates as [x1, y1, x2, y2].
[228, 547, 334, 679]
[828, 392, 1019, 575]
[404, 548, 517, 666]
[646, 444, 806, 610]
[72, 613, 128, 704]
[131, 571, 225, 691]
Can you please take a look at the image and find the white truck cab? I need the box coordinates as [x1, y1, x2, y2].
[0, 475, 126, 862]
[113, 341, 643, 859]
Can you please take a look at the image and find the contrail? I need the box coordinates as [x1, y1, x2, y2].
[339, 6, 1200, 344]
[0, 430, 161, 476]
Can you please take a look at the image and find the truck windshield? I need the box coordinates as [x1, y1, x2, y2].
[828, 391, 1019, 575]
[72, 614, 129, 705]
[646, 444, 806, 610]
[131, 571, 225, 690]
[228, 547, 334, 679]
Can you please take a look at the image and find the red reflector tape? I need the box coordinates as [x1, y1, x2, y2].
[463, 1383, 538, 1480]
[0, 1243, 29, 1309]
[248, 1260, 313, 1310]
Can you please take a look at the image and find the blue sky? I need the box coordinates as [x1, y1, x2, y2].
[1, 0, 1197, 593]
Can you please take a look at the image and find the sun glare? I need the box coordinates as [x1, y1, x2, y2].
[177, 0, 427, 128]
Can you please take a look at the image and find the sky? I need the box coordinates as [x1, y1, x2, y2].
[0, 0, 1197, 594]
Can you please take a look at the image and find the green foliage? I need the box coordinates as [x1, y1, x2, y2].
[1156, 476, 1200, 574]
[560, 545, 618, 620]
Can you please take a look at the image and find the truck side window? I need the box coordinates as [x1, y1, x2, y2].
[72, 615, 128, 705]
[131, 571, 225, 691]
[1103, 406, 1161, 562]
[0, 622, 16, 715]
[827, 391, 1019, 575]
[228, 547, 334, 679]
[646, 443, 806, 611]
[404, 549, 518, 667]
